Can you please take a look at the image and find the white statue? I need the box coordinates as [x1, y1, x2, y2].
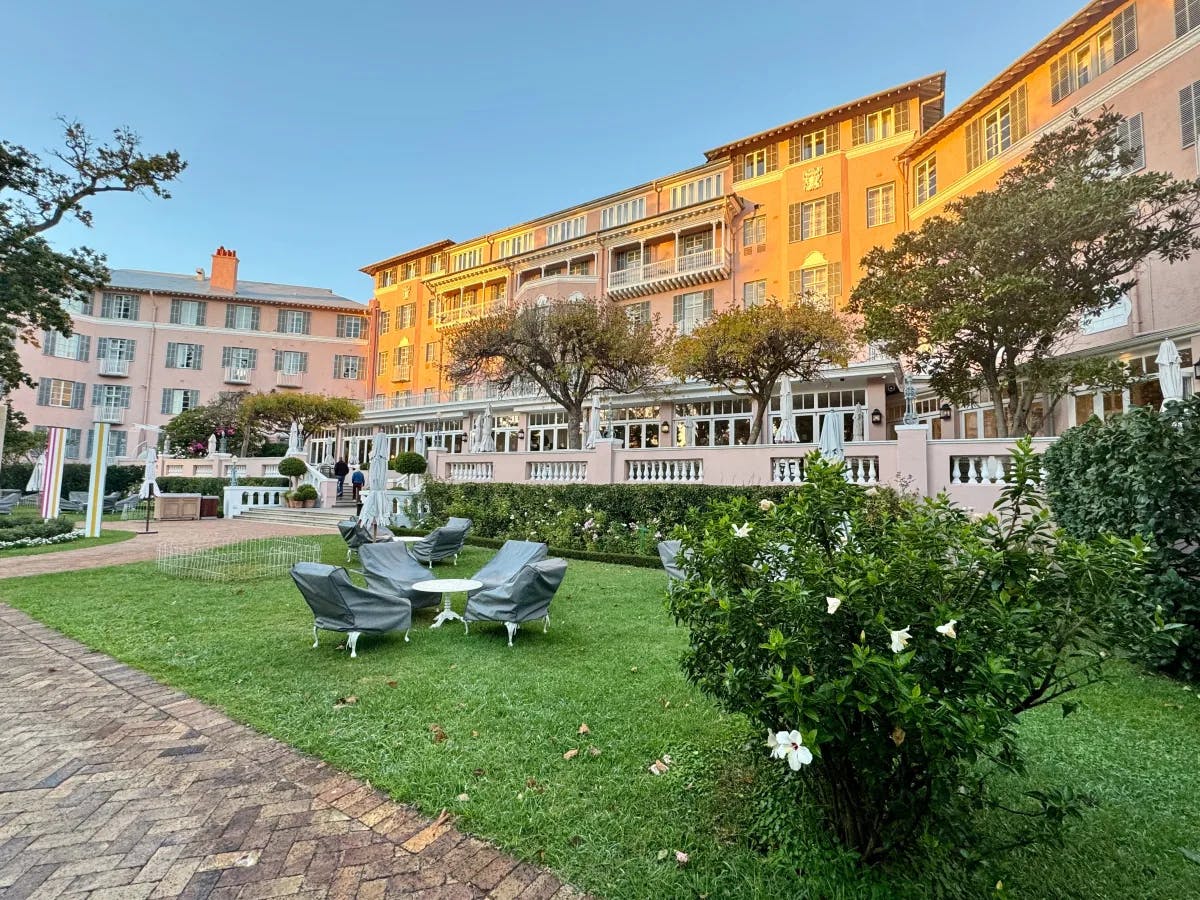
[207, 433, 217, 456]
[288, 421, 301, 455]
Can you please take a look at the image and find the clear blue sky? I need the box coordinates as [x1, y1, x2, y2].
[3, 0, 1085, 302]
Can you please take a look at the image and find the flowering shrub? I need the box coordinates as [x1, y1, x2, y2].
[0, 516, 79, 550]
[668, 441, 1148, 862]
[0, 530, 83, 551]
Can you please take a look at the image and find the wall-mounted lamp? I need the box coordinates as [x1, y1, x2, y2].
[870, 408, 883, 426]
[940, 402, 953, 421]
[1194, 362, 1200, 380]
[660, 421, 671, 433]
[516, 428, 525, 441]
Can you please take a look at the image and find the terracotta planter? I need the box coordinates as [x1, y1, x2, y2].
[303, 499, 316, 508]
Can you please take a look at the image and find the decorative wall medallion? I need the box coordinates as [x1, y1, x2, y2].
[803, 166, 823, 191]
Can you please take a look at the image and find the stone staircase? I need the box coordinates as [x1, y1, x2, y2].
[236, 506, 349, 529]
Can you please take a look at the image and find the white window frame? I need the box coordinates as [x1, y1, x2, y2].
[743, 280, 767, 308]
[600, 197, 646, 229]
[866, 183, 896, 228]
[100, 293, 138, 320]
[915, 156, 937, 205]
[546, 215, 587, 245]
[984, 102, 1013, 161]
[277, 310, 309, 334]
[228, 304, 258, 330]
[47, 379, 76, 407]
[278, 350, 307, 375]
[802, 129, 828, 160]
[497, 232, 534, 258]
[669, 174, 724, 209]
[865, 108, 894, 143]
[801, 198, 828, 239]
[337, 314, 365, 339]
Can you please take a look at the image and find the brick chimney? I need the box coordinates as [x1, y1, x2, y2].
[210, 246, 239, 292]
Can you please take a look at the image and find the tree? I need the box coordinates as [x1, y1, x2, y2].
[851, 111, 1200, 437]
[161, 392, 252, 456]
[1, 404, 44, 465]
[668, 300, 854, 444]
[1, 120, 185, 390]
[446, 298, 671, 449]
[238, 392, 361, 453]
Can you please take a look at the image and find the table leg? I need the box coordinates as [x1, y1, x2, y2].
[430, 592, 464, 629]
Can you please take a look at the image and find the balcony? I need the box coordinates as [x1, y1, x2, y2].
[433, 299, 504, 330]
[606, 248, 728, 299]
[98, 357, 130, 377]
[514, 274, 600, 306]
[95, 405, 125, 425]
[391, 364, 413, 383]
[224, 366, 253, 385]
[276, 370, 305, 388]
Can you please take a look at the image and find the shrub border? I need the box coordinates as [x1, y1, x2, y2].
[388, 528, 662, 569]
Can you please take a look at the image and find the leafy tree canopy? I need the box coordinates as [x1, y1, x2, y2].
[161, 391, 253, 455]
[669, 299, 854, 444]
[1, 404, 45, 464]
[0, 120, 185, 390]
[446, 298, 672, 449]
[851, 111, 1200, 437]
[239, 392, 361, 447]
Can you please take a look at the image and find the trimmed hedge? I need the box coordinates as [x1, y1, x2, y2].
[417, 480, 799, 557]
[0, 517, 75, 541]
[390, 452, 428, 475]
[157, 476, 288, 495]
[388, 527, 663, 569]
[0, 463, 143, 497]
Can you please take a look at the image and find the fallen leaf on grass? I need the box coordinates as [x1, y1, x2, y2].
[472, 768, 487, 777]
[648, 758, 671, 776]
[456, 793, 470, 802]
[578, 723, 590, 735]
[429, 723, 448, 743]
[656, 849, 669, 861]
[675, 850, 690, 866]
[334, 695, 358, 708]
[588, 746, 601, 757]
[386, 680, 398, 688]
[563, 748, 579, 760]
[525, 777, 544, 793]
[471, 730, 479, 737]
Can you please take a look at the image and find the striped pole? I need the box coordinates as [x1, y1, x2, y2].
[84, 422, 111, 537]
[39, 427, 66, 520]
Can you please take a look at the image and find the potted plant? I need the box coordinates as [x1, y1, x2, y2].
[278, 456, 308, 488]
[292, 484, 319, 508]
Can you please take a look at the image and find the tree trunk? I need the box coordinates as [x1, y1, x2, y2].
[749, 394, 768, 445]
[566, 404, 584, 450]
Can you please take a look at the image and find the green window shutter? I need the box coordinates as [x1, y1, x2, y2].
[161, 390, 171, 415]
[250, 306, 261, 330]
[130, 297, 141, 320]
[165, 342, 178, 368]
[221, 346, 231, 368]
[71, 382, 85, 409]
[829, 262, 843, 299]
[87, 430, 94, 458]
[91, 384, 101, 406]
[42, 331, 55, 356]
[274, 349, 283, 371]
[298, 352, 309, 373]
[248, 348, 257, 369]
[276, 309, 286, 332]
[787, 135, 802, 166]
[894, 101, 910, 133]
[1050, 55, 1071, 104]
[852, 115, 866, 146]
[966, 119, 983, 171]
[169, 299, 181, 324]
[1182, 81, 1199, 148]
[788, 203, 802, 242]
[196, 302, 207, 326]
[1010, 84, 1028, 142]
[732, 153, 745, 183]
[766, 143, 778, 172]
[702, 290, 714, 319]
[827, 124, 840, 152]
[96, 338, 109, 359]
[1113, 5, 1137, 61]
[77, 335, 90, 361]
[127, 339, 136, 360]
[224, 305, 235, 328]
[302, 311, 311, 334]
[673, 296, 684, 323]
[1177, 0, 1199, 38]
[37, 380, 50, 406]
[828, 193, 841, 234]
[194, 345, 203, 369]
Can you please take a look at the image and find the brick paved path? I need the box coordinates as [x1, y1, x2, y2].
[0, 606, 584, 899]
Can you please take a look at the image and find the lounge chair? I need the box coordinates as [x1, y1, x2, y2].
[468, 540, 548, 592]
[114, 495, 142, 518]
[658, 540, 686, 594]
[290, 562, 412, 658]
[407, 517, 472, 567]
[101, 492, 122, 513]
[338, 518, 389, 561]
[464, 556, 567, 646]
[357, 542, 443, 610]
[0, 493, 19, 515]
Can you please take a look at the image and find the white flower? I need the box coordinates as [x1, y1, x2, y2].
[768, 729, 813, 770]
[889, 628, 912, 653]
[864, 486, 879, 497]
[732, 522, 752, 539]
[826, 596, 842, 614]
[759, 499, 775, 512]
[936, 619, 958, 639]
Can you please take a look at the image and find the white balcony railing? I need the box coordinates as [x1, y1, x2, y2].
[361, 382, 543, 415]
[607, 248, 727, 298]
[625, 458, 704, 484]
[95, 404, 125, 424]
[527, 460, 588, 483]
[950, 454, 1012, 485]
[434, 300, 504, 329]
[225, 366, 253, 385]
[98, 357, 130, 377]
[276, 370, 304, 388]
[448, 461, 493, 482]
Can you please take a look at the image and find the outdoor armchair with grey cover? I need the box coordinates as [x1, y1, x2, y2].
[464, 556, 567, 646]
[338, 518, 388, 561]
[408, 517, 472, 567]
[657, 540, 685, 594]
[357, 541, 442, 610]
[290, 562, 412, 658]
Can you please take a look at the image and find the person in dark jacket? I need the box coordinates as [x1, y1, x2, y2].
[334, 458, 349, 498]
[351, 466, 365, 501]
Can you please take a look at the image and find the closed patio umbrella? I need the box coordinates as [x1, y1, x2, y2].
[818, 412, 844, 463]
[774, 376, 799, 443]
[414, 424, 426, 455]
[25, 453, 45, 492]
[1156, 339, 1184, 409]
[585, 399, 602, 449]
[138, 447, 162, 499]
[357, 432, 392, 538]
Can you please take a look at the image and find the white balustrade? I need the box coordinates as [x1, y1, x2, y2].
[625, 458, 704, 484]
[772, 457, 807, 484]
[950, 455, 1010, 485]
[222, 485, 287, 517]
[843, 456, 880, 485]
[527, 460, 588, 483]
[607, 248, 725, 292]
[448, 461, 493, 482]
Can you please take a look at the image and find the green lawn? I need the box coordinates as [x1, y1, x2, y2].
[0, 527, 135, 559]
[1, 539, 1198, 899]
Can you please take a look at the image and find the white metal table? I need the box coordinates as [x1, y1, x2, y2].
[413, 578, 482, 629]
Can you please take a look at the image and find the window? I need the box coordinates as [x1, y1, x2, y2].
[546, 215, 587, 245]
[42, 331, 89, 361]
[99, 292, 139, 320]
[1181, 79, 1200, 148]
[966, 86, 1028, 170]
[424, 342, 438, 364]
[737, 145, 778, 181]
[37, 378, 84, 408]
[600, 197, 646, 229]
[63, 428, 82, 460]
[397, 303, 416, 329]
[61, 295, 90, 315]
[605, 405, 661, 450]
[789, 193, 841, 241]
[497, 232, 533, 258]
[276, 309, 311, 334]
[742, 215, 766, 252]
[669, 173, 724, 209]
[332, 355, 363, 380]
[225, 304, 260, 330]
[1110, 5, 1138, 64]
[743, 280, 767, 308]
[336, 314, 365, 339]
[92, 384, 131, 409]
[394, 345, 413, 379]
[788, 263, 843, 306]
[1054, 7, 1138, 104]
[274, 350, 308, 374]
[401, 261, 421, 280]
[452, 247, 483, 271]
[1178, 0, 1200, 37]
[680, 231, 713, 257]
[615, 247, 643, 271]
[624, 301, 651, 323]
[423, 387, 436, 403]
[92, 429, 127, 460]
[221, 346, 257, 370]
[1050, 53, 1076, 104]
[165, 342, 203, 369]
[378, 309, 391, 334]
[426, 254, 444, 275]
[915, 155, 937, 205]
[673, 289, 714, 335]
[97, 337, 135, 363]
[527, 411, 570, 452]
[161, 389, 200, 415]
[568, 259, 591, 275]
[1075, 43, 1093, 88]
[866, 183, 896, 227]
[1115, 113, 1146, 172]
[169, 299, 207, 326]
[851, 103, 909, 146]
[1080, 294, 1132, 333]
[377, 268, 397, 288]
[789, 127, 838, 164]
[675, 399, 755, 447]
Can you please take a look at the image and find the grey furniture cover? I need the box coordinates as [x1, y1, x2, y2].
[338, 518, 388, 559]
[408, 518, 472, 565]
[464, 557, 567, 644]
[0, 493, 19, 515]
[658, 540, 686, 590]
[357, 542, 442, 610]
[290, 562, 412, 657]
[468, 540, 548, 594]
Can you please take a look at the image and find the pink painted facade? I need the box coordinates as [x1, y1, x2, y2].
[11, 248, 369, 462]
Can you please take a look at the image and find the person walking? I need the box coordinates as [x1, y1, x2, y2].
[334, 457, 349, 498]
[350, 465, 365, 501]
